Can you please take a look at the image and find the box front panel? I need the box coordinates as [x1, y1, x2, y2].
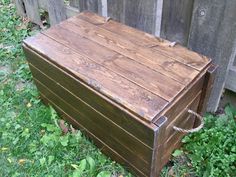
[24, 46, 158, 176]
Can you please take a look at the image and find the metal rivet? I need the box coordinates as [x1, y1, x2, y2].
[199, 9, 205, 16]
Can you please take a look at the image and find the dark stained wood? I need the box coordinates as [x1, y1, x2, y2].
[197, 64, 217, 114]
[155, 71, 205, 124]
[23, 36, 168, 123]
[33, 79, 152, 175]
[161, 0, 194, 45]
[150, 116, 167, 176]
[42, 25, 185, 100]
[30, 64, 153, 164]
[165, 92, 201, 140]
[23, 12, 214, 177]
[59, 18, 200, 87]
[23, 45, 157, 147]
[76, 12, 211, 71]
[39, 93, 149, 177]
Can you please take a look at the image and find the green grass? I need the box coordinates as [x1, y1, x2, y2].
[0, 1, 131, 176]
[1, 1, 236, 177]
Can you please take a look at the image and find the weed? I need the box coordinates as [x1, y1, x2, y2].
[0, 1, 131, 176]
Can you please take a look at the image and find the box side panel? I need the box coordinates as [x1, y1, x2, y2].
[23, 45, 156, 148]
[39, 94, 149, 177]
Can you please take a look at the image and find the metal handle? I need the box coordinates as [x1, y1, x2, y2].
[173, 109, 204, 133]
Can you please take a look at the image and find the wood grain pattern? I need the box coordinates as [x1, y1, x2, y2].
[24, 35, 168, 122]
[188, 0, 236, 111]
[31, 70, 152, 171]
[42, 25, 185, 101]
[107, 0, 125, 23]
[161, 0, 194, 45]
[15, 0, 26, 17]
[40, 93, 149, 177]
[36, 82, 150, 176]
[47, 0, 66, 25]
[23, 0, 41, 26]
[23, 44, 157, 148]
[76, 12, 210, 71]
[61, 17, 200, 87]
[156, 72, 205, 124]
[124, 0, 157, 34]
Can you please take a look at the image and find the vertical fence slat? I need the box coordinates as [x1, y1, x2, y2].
[107, 0, 125, 22]
[188, 0, 236, 112]
[78, 0, 99, 13]
[69, 0, 80, 9]
[161, 0, 194, 45]
[23, 0, 41, 26]
[154, 0, 163, 37]
[47, 0, 66, 25]
[124, 0, 157, 34]
[15, 0, 26, 17]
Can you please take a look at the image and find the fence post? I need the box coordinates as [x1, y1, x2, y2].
[188, 0, 236, 112]
[47, 0, 67, 25]
[14, 0, 26, 17]
[22, 0, 41, 26]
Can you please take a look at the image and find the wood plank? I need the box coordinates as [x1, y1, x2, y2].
[124, 0, 157, 34]
[24, 35, 168, 122]
[34, 80, 151, 175]
[155, 71, 206, 124]
[77, 0, 98, 13]
[30, 66, 153, 165]
[15, 0, 26, 17]
[197, 64, 217, 115]
[188, 0, 236, 111]
[107, 0, 125, 23]
[47, 0, 66, 25]
[160, 0, 194, 45]
[22, 0, 42, 26]
[76, 12, 210, 71]
[40, 94, 149, 177]
[62, 17, 200, 87]
[165, 92, 201, 140]
[150, 116, 167, 176]
[23, 44, 158, 148]
[69, 0, 80, 8]
[42, 25, 184, 101]
[225, 66, 236, 93]
[161, 95, 200, 164]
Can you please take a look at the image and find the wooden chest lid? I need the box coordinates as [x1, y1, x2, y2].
[23, 12, 211, 123]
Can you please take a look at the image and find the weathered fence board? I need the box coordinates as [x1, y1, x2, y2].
[124, 0, 157, 34]
[47, 0, 66, 25]
[107, 0, 125, 23]
[23, 0, 41, 26]
[161, 0, 194, 45]
[15, 0, 26, 17]
[188, 0, 236, 112]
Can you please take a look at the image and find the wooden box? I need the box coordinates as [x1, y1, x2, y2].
[23, 12, 216, 177]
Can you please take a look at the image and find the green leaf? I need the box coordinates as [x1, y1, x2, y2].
[48, 155, 54, 165]
[78, 159, 87, 172]
[86, 156, 96, 174]
[172, 149, 183, 157]
[39, 157, 46, 166]
[97, 171, 111, 177]
[60, 135, 69, 147]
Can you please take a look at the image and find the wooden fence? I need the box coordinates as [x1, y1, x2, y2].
[15, 0, 236, 112]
